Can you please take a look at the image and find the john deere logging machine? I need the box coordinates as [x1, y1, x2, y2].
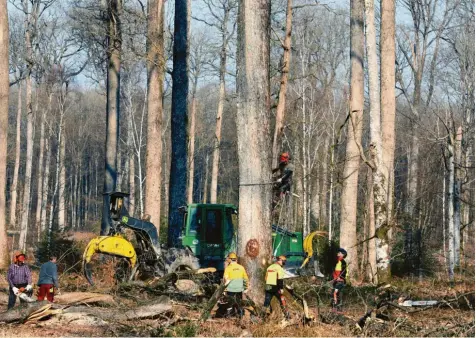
[83, 192, 324, 285]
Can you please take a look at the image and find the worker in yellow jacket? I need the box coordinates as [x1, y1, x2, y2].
[223, 252, 249, 318]
[263, 255, 290, 319]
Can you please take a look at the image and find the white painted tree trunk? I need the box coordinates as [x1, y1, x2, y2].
[10, 83, 22, 229]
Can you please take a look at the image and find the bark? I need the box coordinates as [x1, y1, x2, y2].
[236, 0, 272, 302]
[0, 0, 9, 268]
[271, 0, 293, 167]
[40, 137, 51, 236]
[187, 92, 197, 204]
[320, 137, 329, 228]
[380, 0, 396, 236]
[129, 153, 135, 216]
[447, 133, 455, 282]
[339, 0, 364, 276]
[367, 167, 377, 282]
[202, 152, 209, 203]
[453, 126, 462, 266]
[48, 103, 65, 236]
[169, 0, 190, 247]
[35, 92, 52, 235]
[19, 0, 35, 250]
[58, 87, 67, 231]
[145, 0, 165, 230]
[310, 162, 320, 229]
[9, 82, 22, 229]
[365, 0, 390, 283]
[210, 17, 230, 204]
[101, 0, 122, 235]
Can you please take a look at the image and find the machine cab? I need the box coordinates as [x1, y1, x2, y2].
[181, 204, 238, 270]
[107, 192, 130, 221]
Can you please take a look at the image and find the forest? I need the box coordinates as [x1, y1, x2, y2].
[0, 0, 474, 336]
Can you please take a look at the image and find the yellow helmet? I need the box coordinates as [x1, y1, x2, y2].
[278, 255, 287, 261]
[228, 252, 238, 260]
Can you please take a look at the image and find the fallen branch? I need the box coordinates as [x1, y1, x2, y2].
[200, 281, 227, 322]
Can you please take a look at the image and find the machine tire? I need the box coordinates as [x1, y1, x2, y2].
[164, 248, 200, 273]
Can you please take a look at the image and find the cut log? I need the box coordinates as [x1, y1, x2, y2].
[61, 296, 171, 322]
[54, 292, 116, 306]
[0, 301, 51, 323]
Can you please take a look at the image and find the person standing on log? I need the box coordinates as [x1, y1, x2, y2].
[37, 256, 59, 302]
[331, 248, 348, 313]
[223, 252, 249, 318]
[7, 251, 33, 310]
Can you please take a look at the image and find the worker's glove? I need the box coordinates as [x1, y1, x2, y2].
[243, 289, 249, 294]
[278, 289, 284, 295]
[276, 178, 282, 183]
[26, 285, 32, 291]
[12, 287, 19, 295]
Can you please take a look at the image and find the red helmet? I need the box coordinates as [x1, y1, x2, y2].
[279, 152, 290, 164]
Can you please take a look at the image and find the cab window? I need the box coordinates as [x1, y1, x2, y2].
[205, 209, 222, 244]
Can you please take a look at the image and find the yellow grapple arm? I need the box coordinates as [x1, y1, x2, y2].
[300, 231, 327, 269]
[83, 234, 137, 285]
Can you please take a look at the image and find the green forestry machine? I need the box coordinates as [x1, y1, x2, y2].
[83, 192, 323, 285]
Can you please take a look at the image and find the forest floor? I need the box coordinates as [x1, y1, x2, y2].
[0, 268, 474, 337]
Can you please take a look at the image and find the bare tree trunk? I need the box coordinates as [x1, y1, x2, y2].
[447, 133, 455, 282]
[0, 0, 9, 268]
[442, 164, 447, 267]
[145, 0, 165, 229]
[129, 151, 135, 216]
[380, 0, 396, 238]
[272, 0, 293, 167]
[365, 0, 390, 283]
[169, 0, 190, 247]
[454, 126, 462, 267]
[187, 95, 196, 204]
[40, 137, 51, 237]
[202, 152, 209, 204]
[58, 88, 67, 231]
[328, 142, 334, 242]
[10, 82, 22, 228]
[210, 23, 230, 203]
[19, 0, 35, 250]
[339, 0, 364, 275]
[310, 163, 320, 229]
[367, 167, 377, 283]
[35, 92, 52, 234]
[48, 105, 65, 235]
[101, 0, 122, 235]
[320, 137, 329, 228]
[236, 0, 272, 302]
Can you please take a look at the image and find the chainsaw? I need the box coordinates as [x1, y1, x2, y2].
[17, 287, 35, 303]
